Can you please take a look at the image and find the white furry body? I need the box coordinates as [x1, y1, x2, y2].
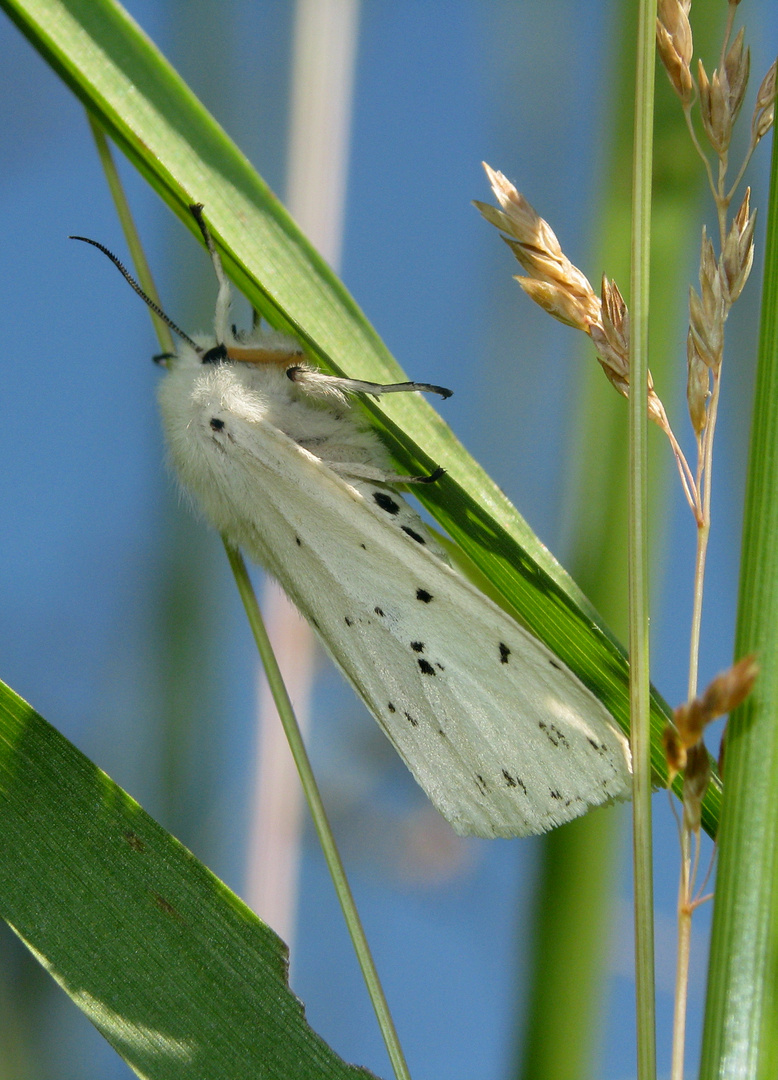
[158, 335, 631, 838]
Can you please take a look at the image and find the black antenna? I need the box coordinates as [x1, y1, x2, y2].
[69, 236, 201, 354]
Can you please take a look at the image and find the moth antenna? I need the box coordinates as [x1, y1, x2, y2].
[69, 235, 201, 354]
[189, 203, 231, 344]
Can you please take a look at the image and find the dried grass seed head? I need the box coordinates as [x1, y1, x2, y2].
[721, 188, 756, 303]
[753, 57, 777, 141]
[687, 330, 710, 436]
[682, 741, 712, 834]
[722, 27, 750, 127]
[698, 60, 734, 154]
[687, 227, 727, 372]
[656, 0, 694, 103]
[672, 655, 758, 752]
[477, 163, 601, 332]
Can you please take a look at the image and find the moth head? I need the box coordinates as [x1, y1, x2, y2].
[71, 206, 304, 373]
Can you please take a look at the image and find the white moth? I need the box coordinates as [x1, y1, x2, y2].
[72, 207, 631, 838]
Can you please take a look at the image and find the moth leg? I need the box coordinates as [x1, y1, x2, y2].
[189, 204, 232, 345]
[326, 461, 445, 485]
[287, 365, 452, 401]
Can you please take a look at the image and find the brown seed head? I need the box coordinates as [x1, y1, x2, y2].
[702, 654, 758, 718]
[688, 286, 722, 373]
[663, 725, 686, 783]
[752, 58, 777, 141]
[698, 60, 734, 154]
[723, 28, 750, 127]
[477, 164, 601, 329]
[673, 654, 758, 751]
[721, 188, 756, 303]
[589, 324, 628, 386]
[512, 277, 594, 331]
[755, 57, 777, 111]
[656, 0, 694, 103]
[682, 741, 712, 834]
[477, 164, 672, 430]
[687, 228, 726, 372]
[687, 329, 710, 436]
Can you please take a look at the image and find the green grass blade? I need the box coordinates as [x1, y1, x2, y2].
[0, 679, 377, 1080]
[0, 0, 721, 835]
[629, 5, 659, 1076]
[698, 128, 778, 1080]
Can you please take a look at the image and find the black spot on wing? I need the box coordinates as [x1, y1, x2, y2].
[416, 589, 433, 603]
[539, 721, 570, 749]
[549, 658, 562, 671]
[387, 702, 396, 713]
[502, 770, 527, 794]
[374, 606, 384, 617]
[373, 492, 401, 515]
[344, 616, 354, 626]
[295, 536, 302, 546]
[549, 789, 563, 801]
[410, 641, 425, 652]
[401, 526, 426, 545]
[417, 658, 435, 676]
[404, 711, 418, 727]
[210, 417, 225, 431]
[475, 774, 489, 794]
[499, 642, 511, 664]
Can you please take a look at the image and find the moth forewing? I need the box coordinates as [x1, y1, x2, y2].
[157, 333, 631, 838]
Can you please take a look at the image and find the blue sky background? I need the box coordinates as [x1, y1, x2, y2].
[0, 3, 776, 1079]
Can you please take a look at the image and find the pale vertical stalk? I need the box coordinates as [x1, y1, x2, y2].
[244, 0, 360, 944]
[673, 379, 721, 1080]
[698, 130, 778, 1080]
[630, 3, 657, 1079]
[228, 546, 412, 1080]
[671, 826, 692, 1080]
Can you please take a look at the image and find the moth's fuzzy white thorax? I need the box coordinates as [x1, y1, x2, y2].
[163, 336, 390, 466]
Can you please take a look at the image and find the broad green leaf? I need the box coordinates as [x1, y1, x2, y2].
[0, 679, 376, 1080]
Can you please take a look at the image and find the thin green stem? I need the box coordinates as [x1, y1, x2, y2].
[86, 112, 172, 354]
[683, 104, 717, 195]
[687, 524, 708, 703]
[688, 369, 722, 701]
[726, 137, 759, 205]
[663, 415, 699, 517]
[224, 545, 412, 1080]
[630, 4, 657, 1079]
